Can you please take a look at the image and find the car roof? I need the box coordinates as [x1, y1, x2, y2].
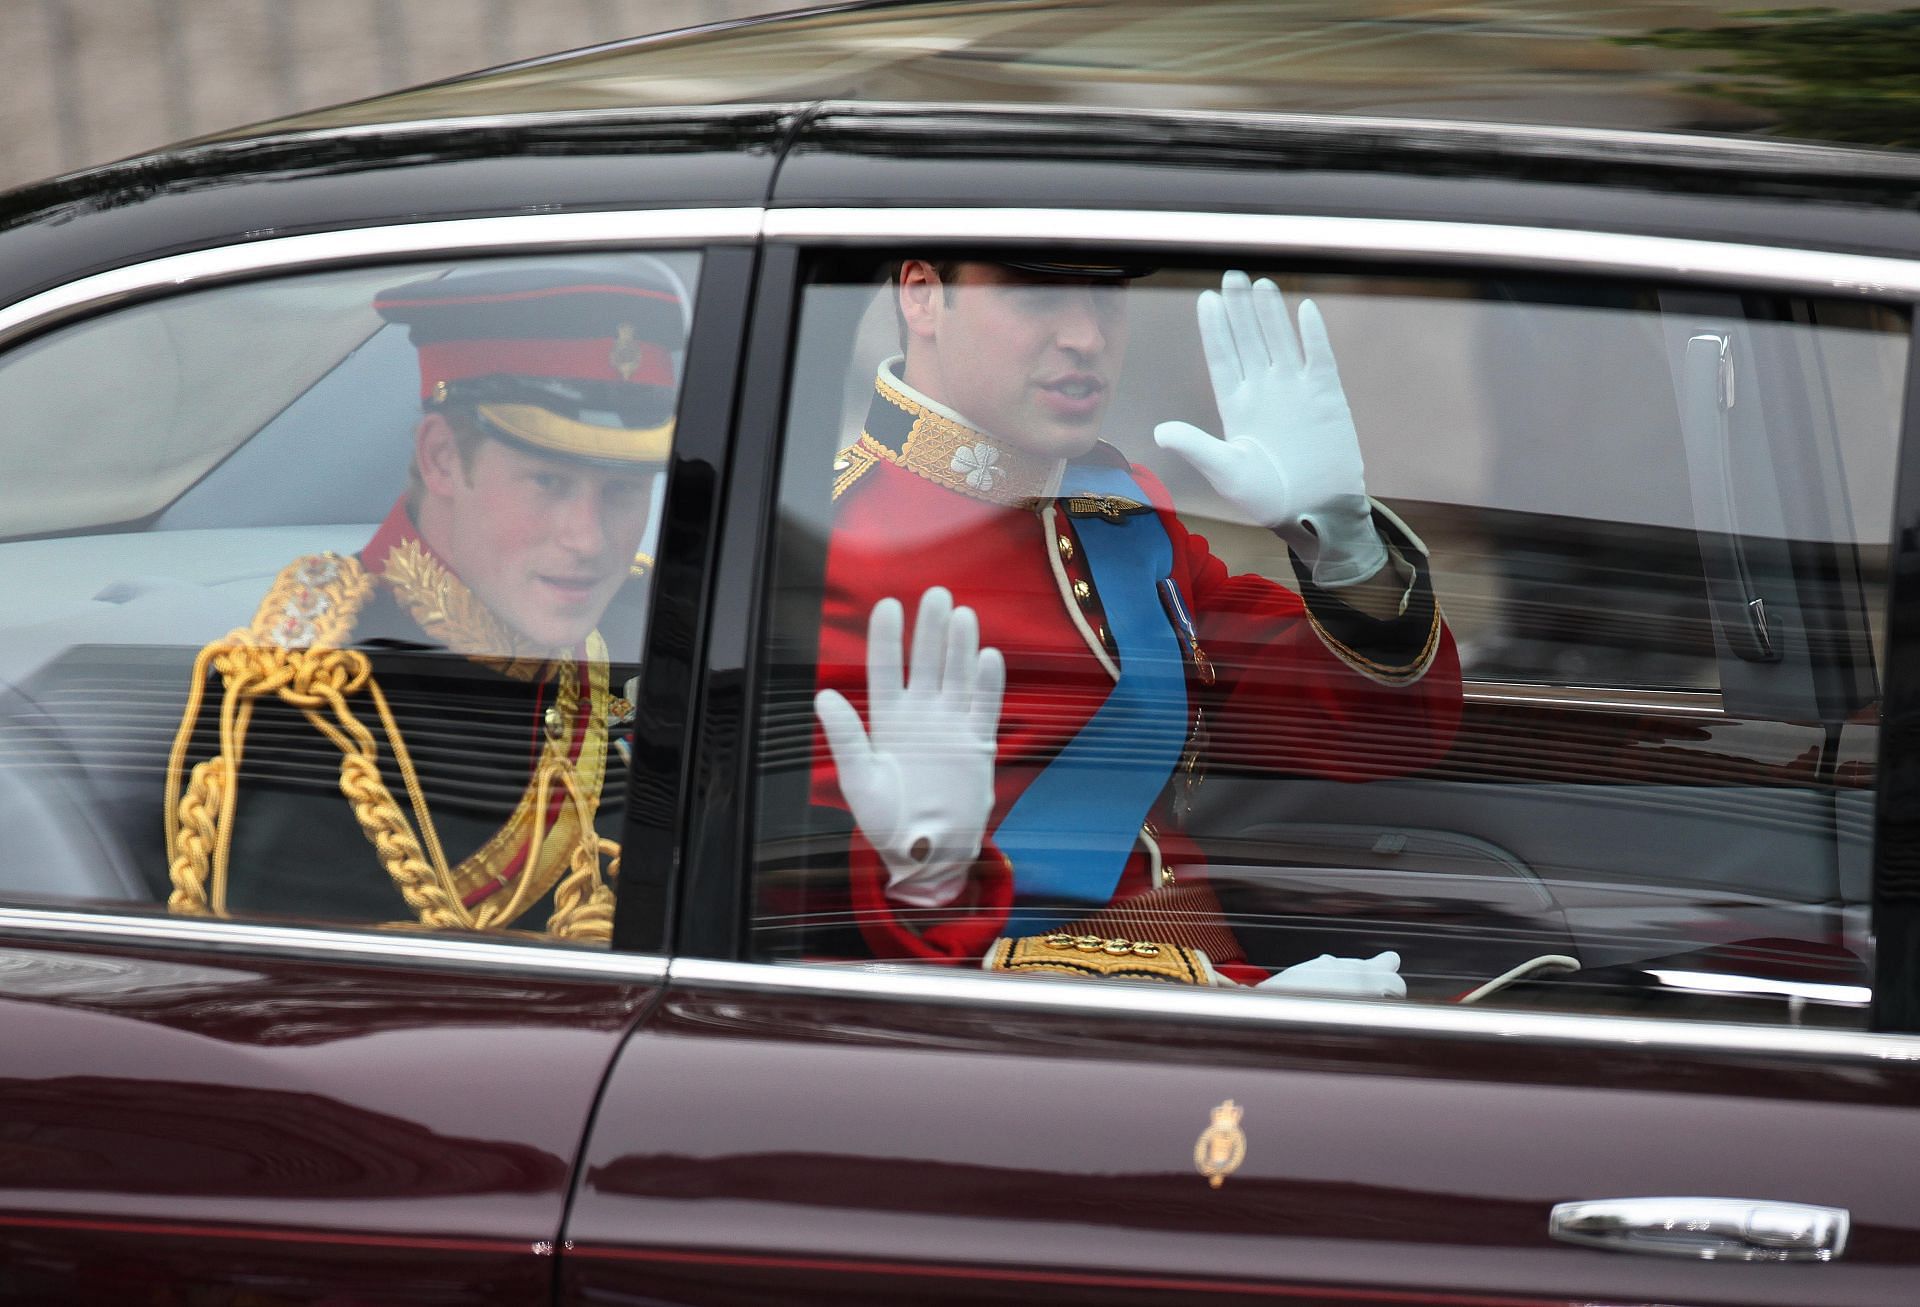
[215, 0, 1918, 152]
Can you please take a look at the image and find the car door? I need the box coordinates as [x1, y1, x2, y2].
[0, 215, 753, 1303]
[561, 214, 1920, 1307]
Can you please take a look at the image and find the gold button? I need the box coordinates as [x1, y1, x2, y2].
[833, 456, 851, 472]
[1073, 580, 1091, 601]
[1097, 625, 1110, 645]
[544, 706, 563, 738]
[1057, 533, 1073, 558]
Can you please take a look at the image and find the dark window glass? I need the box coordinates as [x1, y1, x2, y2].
[0, 252, 701, 946]
[750, 255, 1901, 1026]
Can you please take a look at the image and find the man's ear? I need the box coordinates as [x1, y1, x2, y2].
[897, 259, 945, 341]
[415, 413, 466, 497]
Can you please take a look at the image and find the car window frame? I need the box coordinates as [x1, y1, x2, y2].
[0, 207, 759, 983]
[694, 207, 1920, 1047]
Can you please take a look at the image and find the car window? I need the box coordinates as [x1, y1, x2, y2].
[0, 250, 701, 947]
[748, 251, 1903, 1026]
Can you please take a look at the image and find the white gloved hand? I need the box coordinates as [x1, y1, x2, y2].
[1154, 270, 1389, 588]
[1256, 950, 1407, 999]
[815, 587, 1005, 908]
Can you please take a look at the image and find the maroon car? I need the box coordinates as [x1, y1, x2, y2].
[1, 2, 1917, 1303]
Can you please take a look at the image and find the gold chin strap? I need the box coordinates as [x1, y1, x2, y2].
[163, 552, 619, 943]
[477, 402, 673, 464]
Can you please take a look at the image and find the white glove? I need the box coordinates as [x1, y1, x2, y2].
[1257, 950, 1407, 999]
[1154, 271, 1389, 588]
[815, 587, 1005, 908]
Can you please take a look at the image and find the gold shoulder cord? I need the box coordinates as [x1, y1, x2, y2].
[163, 553, 618, 943]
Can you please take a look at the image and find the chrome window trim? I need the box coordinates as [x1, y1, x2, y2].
[0, 208, 762, 352]
[10, 206, 1912, 358]
[765, 208, 1920, 300]
[1464, 681, 1726, 718]
[0, 908, 667, 982]
[671, 958, 1920, 1064]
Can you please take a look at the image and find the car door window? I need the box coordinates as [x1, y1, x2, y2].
[747, 250, 1902, 1027]
[0, 250, 701, 946]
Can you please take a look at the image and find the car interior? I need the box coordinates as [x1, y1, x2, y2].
[0, 255, 685, 918]
[749, 255, 1902, 1026]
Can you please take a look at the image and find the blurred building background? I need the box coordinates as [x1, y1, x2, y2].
[6, 1, 1918, 195]
[0, 0, 779, 191]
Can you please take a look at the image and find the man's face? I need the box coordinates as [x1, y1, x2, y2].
[900, 261, 1130, 459]
[418, 421, 652, 649]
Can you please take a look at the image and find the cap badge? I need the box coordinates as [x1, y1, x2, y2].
[1194, 1099, 1246, 1189]
[610, 323, 643, 381]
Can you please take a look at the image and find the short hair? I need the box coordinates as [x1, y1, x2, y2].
[404, 406, 490, 517]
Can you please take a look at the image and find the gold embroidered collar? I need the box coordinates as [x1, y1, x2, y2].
[862, 362, 1064, 508]
[378, 537, 558, 682]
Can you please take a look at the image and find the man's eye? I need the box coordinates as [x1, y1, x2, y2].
[533, 473, 569, 493]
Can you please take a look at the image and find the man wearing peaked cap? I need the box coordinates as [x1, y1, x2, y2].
[159, 261, 684, 942]
[808, 258, 1463, 990]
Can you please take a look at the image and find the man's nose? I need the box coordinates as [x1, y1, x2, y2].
[1052, 295, 1108, 354]
[555, 493, 608, 557]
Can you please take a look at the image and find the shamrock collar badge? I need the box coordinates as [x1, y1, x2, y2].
[950, 442, 1006, 492]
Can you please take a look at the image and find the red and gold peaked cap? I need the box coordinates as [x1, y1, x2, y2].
[374, 262, 686, 467]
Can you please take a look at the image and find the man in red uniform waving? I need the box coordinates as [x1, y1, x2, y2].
[811, 260, 1462, 991]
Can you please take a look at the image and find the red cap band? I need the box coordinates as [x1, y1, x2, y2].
[416, 336, 672, 397]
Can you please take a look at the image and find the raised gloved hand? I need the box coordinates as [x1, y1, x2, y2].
[1154, 270, 1389, 588]
[815, 587, 1005, 908]
[1256, 950, 1407, 999]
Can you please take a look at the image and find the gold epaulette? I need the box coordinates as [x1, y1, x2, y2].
[986, 932, 1216, 985]
[831, 440, 879, 501]
[246, 551, 373, 649]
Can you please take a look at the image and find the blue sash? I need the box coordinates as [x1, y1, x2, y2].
[996, 464, 1189, 931]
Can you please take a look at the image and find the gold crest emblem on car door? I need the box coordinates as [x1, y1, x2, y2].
[1194, 1099, 1246, 1188]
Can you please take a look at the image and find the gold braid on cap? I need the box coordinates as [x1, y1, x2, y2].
[163, 552, 618, 942]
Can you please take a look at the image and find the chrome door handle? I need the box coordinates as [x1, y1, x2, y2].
[1549, 1197, 1848, 1262]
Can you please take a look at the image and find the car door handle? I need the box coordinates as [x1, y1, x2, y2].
[1549, 1197, 1848, 1262]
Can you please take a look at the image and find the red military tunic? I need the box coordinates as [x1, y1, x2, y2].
[811, 364, 1461, 979]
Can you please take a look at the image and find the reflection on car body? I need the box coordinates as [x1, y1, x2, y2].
[0, 1, 1918, 1304]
